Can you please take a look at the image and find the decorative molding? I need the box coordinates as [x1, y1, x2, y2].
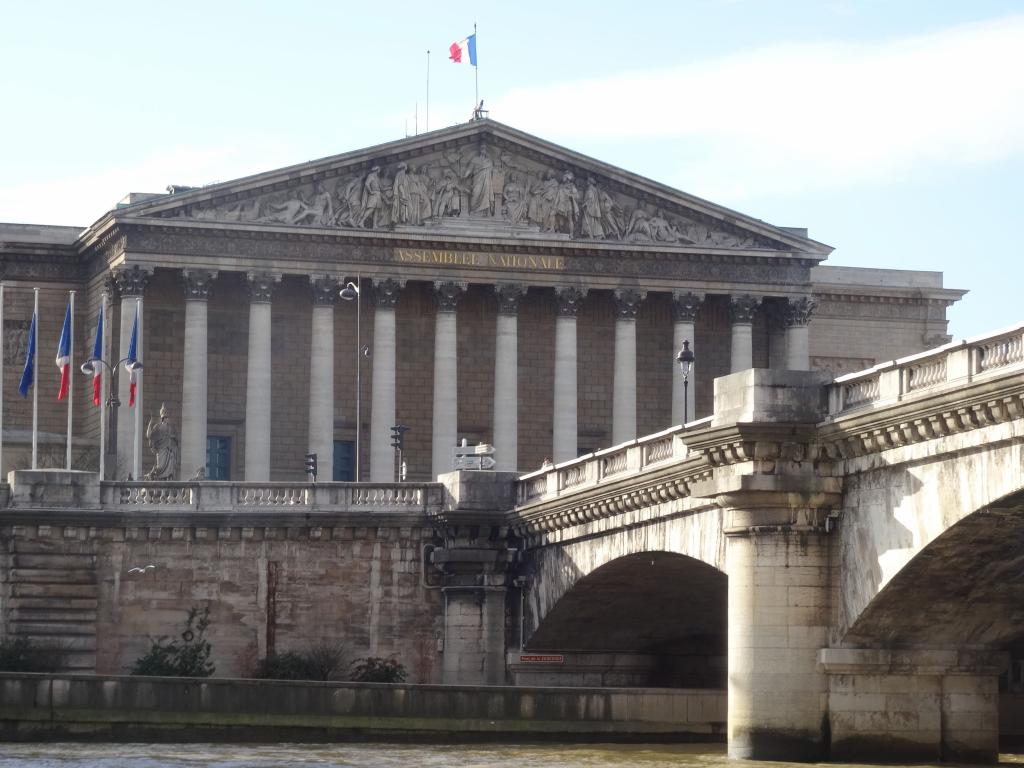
[433, 280, 467, 313]
[555, 285, 588, 317]
[672, 291, 704, 323]
[182, 269, 218, 301]
[110, 265, 152, 298]
[613, 288, 646, 319]
[246, 272, 281, 303]
[495, 283, 527, 315]
[729, 294, 760, 325]
[310, 276, 341, 306]
[373, 277, 405, 309]
[784, 296, 817, 327]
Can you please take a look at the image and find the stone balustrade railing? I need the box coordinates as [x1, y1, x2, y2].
[828, 323, 1024, 417]
[100, 481, 444, 514]
[516, 424, 696, 507]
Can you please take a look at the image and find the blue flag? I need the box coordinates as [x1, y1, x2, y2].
[19, 312, 36, 398]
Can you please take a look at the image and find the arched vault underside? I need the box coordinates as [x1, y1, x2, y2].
[527, 551, 727, 657]
[844, 490, 1024, 649]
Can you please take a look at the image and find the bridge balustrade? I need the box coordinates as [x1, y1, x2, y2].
[829, 322, 1024, 416]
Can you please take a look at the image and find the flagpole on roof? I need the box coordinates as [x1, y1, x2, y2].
[426, 49, 430, 132]
[66, 290, 75, 470]
[31, 288, 39, 470]
[474, 23, 478, 111]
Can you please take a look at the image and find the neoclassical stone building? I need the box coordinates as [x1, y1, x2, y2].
[0, 119, 963, 481]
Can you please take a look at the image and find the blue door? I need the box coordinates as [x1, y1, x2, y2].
[333, 440, 355, 481]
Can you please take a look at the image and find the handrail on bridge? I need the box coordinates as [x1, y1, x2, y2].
[828, 322, 1024, 418]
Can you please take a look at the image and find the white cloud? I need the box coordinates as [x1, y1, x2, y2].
[492, 16, 1024, 199]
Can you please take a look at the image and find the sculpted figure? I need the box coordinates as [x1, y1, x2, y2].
[529, 171, 556, 226]
[333, 177, 362, 227]
[391, 163, 411, 225]
[649, 213, 680, 243]
[359, 167, 384, 228]
[626, 209, 654, 241]
[407, 164, 430, 225]
[433, 169, 462, 217]
[145, 403, 180, 481]
[580, 178, 604, 239]
[307, 183, 334, 226]
[599, 189, 623, 240]
[552, 171, 580, 234]
[502, 171, 528, 224]
[464, 146, 495, 216]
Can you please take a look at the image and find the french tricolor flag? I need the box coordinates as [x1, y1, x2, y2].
[90, 308, 103, 406]
[55, 302, 72, 401]
[449, 33, 477, 66]
[127, 307, 139, 407]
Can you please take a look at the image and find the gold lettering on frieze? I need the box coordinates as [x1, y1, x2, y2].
[394, 248, 566, 272]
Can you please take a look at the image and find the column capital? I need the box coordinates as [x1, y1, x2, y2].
[109, 265, 152, 298]
[433, 280, 467, 313]
[495, 283, 527, 315]
[310, 276, 341, 306]
[555, 285, 588, 317]
[246, 272, 281, 303]
[182, 269, 218, 301]
[784, 296, 818, 327]
[730, 294, 761, 325]
[373, 277, 405, 309]
[613, 288, 647, 319]
[672, 291, 705, 322]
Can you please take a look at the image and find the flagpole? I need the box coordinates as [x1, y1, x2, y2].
[99, 292, 107, 482]
[426, 49, 430, 133]
[474, 23, 479, 110]
[66, 290, 75, 470]
[0, 283, 5, 480]
[133, 296, 142, 481]
[31, 288, 39, 470]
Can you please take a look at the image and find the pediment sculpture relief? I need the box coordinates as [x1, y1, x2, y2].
[169, 145, 766, 249]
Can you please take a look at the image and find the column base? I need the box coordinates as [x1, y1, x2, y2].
[729, 727, 826, 762]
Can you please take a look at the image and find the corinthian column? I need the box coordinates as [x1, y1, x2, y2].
[244, 273, 280, 481]
[730, 295, 761, 373]
[308, 277, 339, 478]
[785, 296, 817, 371]
[612, 288, 645, 444]
[672, 291, 703, 425]
[493, 283, 526, 472]
[553, 286, 587, 463]
[110, 265, 150, 480]
[181, 269, 217, 480]
[432, 281, 466, 479]
[369, 278, 403, 482]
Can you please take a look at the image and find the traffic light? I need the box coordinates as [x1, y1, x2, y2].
[304, 452, 318, 479]
[390, 424, 409, 450]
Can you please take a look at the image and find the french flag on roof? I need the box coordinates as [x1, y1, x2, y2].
[449, 33, 477, 66]
[55, 302, 72, 401]
[91, 309, 103, 406]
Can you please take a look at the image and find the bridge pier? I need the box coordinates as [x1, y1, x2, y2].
[820, 648, 1003, 764]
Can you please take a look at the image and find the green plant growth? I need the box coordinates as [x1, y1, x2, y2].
[131, 605, 215, 677]
[0, 637, 65, 672]
[349, 656, 406, 683]
[252, 642, 346, 681]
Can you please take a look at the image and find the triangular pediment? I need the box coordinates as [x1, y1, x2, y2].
[117, 120, 830, 256]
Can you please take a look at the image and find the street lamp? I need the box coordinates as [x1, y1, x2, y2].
[675, 340, 695, 424]
[340, 278, 368, 481]
[80, 355, 144, 480]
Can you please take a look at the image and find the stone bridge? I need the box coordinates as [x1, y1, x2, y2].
[1, 324, 1021, 763]
[508, 323, 1024, 762]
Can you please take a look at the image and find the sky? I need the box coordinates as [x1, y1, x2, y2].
[1, 0, 1021, 340]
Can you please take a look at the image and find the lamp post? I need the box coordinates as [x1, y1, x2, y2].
[675, 340, 695, 424]
[80, 355, 143, 481]
[339, 278, 368, 481]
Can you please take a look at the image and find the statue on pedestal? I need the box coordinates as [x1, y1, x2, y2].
[145, 403, 180, 481]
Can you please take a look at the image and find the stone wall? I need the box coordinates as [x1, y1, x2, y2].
[0, 672, 727, 742]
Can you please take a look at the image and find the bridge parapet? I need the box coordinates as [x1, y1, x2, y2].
[829, 322, 1024, 417]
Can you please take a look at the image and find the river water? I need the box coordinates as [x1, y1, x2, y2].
[0, 744, 1021, 768]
